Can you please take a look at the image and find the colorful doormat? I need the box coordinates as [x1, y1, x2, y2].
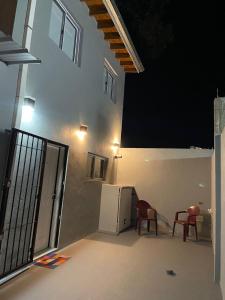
[34, 253, 71, 269]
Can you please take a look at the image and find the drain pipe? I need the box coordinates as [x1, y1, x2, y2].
[11, 0, 37, 129]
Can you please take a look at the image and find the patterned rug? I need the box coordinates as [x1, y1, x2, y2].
[34, 252, 71, 269]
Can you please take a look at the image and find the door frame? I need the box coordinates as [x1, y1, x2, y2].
[34, 142, 68, 257]
[0, 128, 69, 285]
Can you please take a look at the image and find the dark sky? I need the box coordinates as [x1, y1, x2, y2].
[115, 0, 224, 148]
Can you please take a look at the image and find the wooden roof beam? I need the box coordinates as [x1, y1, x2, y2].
[89, 5, 108, 16]
[104, 32, 122, 43]
[120, 61, 134, 66]
[81, 0, 103, 5]
[110, 43, 125, 50]
[118, 57, 133, 62]
[81, 0, 143, 73]
[113, 49, 128, 53]
[97, 20, 115, 29]
[115, 52, 130, 58]
[124, 67, 136, 73]
[104, 32, 120, 40]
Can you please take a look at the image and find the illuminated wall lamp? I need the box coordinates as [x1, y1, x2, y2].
[76, 124, 88, 140]
[21, 97, 35, 123]
[112, 142, 120, 155]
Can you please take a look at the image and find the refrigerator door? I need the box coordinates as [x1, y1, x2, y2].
[99, 185, 120, 234]
[118, 187, 132, 232]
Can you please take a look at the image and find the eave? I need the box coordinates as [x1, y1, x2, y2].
[81, 0, 144, 74]
[0, 33, 41, 66]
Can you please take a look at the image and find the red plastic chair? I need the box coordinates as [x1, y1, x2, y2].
[172, 206, 200, 242]
[136, 200, 158, 236]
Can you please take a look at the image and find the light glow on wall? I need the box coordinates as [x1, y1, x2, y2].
[111, 141, 120, 155]
[21, 97, 35, 123]
[76, 124, 88, 141]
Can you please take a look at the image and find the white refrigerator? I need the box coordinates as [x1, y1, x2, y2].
[98, 184, 133, 234]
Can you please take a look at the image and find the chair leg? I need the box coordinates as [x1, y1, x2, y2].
[147, 220, 150, 232]
[155, 219, 158, 236]
[183, 224, 187, 242]
[135, 218, 137, 230]
[138, 220, 142, 235]
[172, 222, 176, 236]
[195, 224, 198, 241]
[186, 225, 189, 237]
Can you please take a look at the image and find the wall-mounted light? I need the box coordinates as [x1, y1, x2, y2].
[76, 124, 88, 141]
[22, 97, 35, 123]
[111, 142, 120, 155]
[114, 155, 122, 159]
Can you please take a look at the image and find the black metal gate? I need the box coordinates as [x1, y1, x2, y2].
[0, 129, 68, 281]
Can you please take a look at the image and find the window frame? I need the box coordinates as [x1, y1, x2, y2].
[104, 59, 117, 104]
[49, 0, 82, 64]
[86, 152, 108, 181]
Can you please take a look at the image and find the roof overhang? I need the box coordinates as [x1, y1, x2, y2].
[81, 0, 144, 73]
[0, 32, 41, 66]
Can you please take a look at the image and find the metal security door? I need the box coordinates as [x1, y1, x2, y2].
[0, 129, 47, 280]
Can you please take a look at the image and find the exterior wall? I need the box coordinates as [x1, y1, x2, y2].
[117, 148, 212, 236]
[0, 64, 18, 209]
[214, 132, 225, 298]
[220, 132, 225, 298]
[19, 0, 125, 247]
[212, 136, 222, 284]
[0, 0, 30, 208]
[0, 0, 125, 248]
[213, 99, 225, 296]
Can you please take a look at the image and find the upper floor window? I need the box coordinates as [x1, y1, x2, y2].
[104, 60, 117, 103]
[49, 0, 81, 63]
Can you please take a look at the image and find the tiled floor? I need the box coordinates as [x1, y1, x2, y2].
[0, 230, 222, 300]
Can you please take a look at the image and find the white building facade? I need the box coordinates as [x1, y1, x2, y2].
[0, 0, 143, 283]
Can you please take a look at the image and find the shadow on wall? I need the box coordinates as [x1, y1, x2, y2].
[59, 149, 103, 248]
[131, 188, 172, 233]
[130, 188, 211, 238]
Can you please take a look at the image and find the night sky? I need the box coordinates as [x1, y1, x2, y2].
[115, 0, 224, 149]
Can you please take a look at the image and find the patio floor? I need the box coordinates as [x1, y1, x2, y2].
[0, 229, 222, 300]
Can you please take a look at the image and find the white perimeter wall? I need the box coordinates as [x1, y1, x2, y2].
[220, 132, 225, 298]
[117, 148, 212, 236]
[211, 150, 216, 252]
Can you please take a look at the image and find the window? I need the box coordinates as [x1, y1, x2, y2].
[86, 153, 108, 180]
[104, 62, 117, 103]
[49, 0, 81, 63]
[49, 1, 63, 47]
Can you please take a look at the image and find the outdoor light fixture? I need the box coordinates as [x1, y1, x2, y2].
[111, 142, 120, 155]
[76, 124, 88, 140]
[114, 155, 122, 159]
[21, 97, 35, 123]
